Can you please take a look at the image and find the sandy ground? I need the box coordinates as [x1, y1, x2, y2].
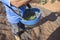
[31, 0, 60, 12]
[0, 0, 60, 40]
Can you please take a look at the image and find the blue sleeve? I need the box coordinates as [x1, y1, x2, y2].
[0, 0, 1, 1]
[1, 0, 10, 6]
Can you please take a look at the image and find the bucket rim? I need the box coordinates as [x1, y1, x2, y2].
[21, 8, 42, 21]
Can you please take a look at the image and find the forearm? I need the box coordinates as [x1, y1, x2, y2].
[10, 0, 31, 8]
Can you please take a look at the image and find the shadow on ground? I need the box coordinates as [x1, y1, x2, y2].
[0, 33, 7, 40]
[47, 26, 60, 40]
[58, 0, 60, 1]
[39, 12, 60, 25]
[20, 12, 60, 40]
[27, 12, 60, 29]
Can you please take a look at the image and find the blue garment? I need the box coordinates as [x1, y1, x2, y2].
[10, 21, 25, 35]
[1, 0, 26, 24]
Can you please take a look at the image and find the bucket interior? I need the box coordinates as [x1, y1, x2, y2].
[20, 8, 42, 25]
[22, 8, 40, 20]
